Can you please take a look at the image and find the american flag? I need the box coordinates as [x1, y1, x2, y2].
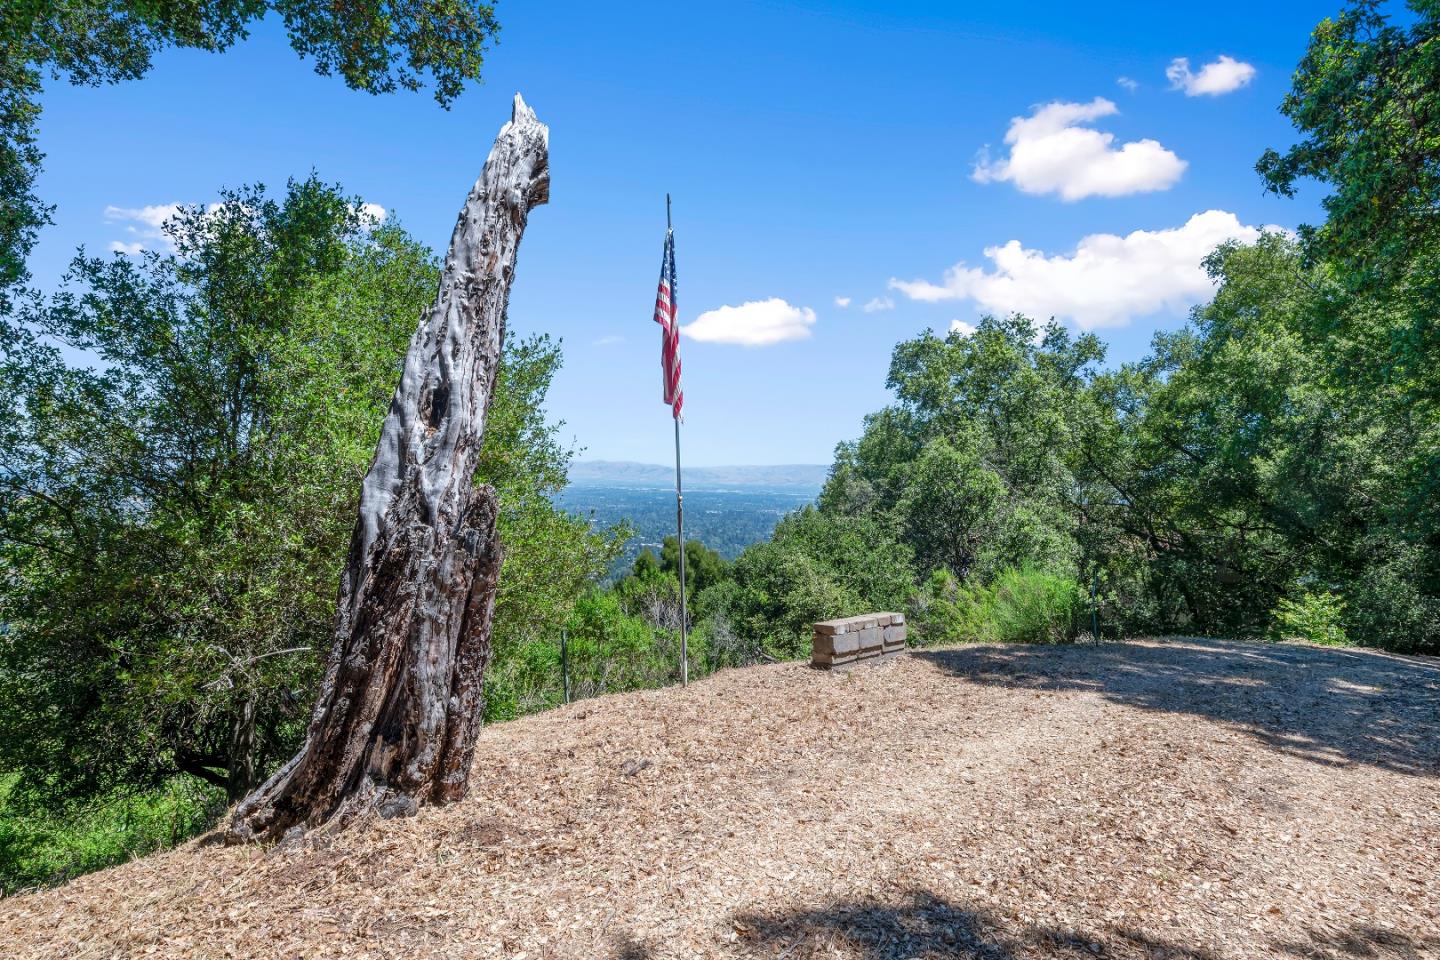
[653, 226, 683, 419]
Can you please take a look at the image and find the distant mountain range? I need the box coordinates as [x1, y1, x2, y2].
[567, 460, 829, 492]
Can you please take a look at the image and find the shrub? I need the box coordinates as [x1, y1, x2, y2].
[1270, 589, 1349, 646]
[910, 566, 1083, 645]
[0, 774, 223, 894]
[988, 566, 1084, 644]
[909, 569, 996, 645]
[483, 585, 689, 721]
[704, 507, 916, 659]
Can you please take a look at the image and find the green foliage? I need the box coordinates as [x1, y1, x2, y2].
[700, 4, 1440, 657]
[908, 569, 994, 646]
[1270, 589, 1350, 647]
[824, 315, 1092, 585]
[1248, 0, 1440, 650]
[632, 547, 661, 580]
[0, 39, 43, 300]
[0, 0, 499, 305]
[1090, 232, 1440, 650]
[7, 0, 1440, 893]
[0, 177, 616, 818]
[911, 567, 1083, 646]
[482, 336, 627, 709]
[620, 535, 729, 599]
[484, 571, 727, 721]
[1257, 0, 1439, 289]
[1, 179, 392, 804]
[897, 433, 1005, 580]
[0, 773, 223, 894]
[565, 590, 673, 692]
[698, 507, 914, 659]
[659, 535, 730, 596]
[986, 567, 1085, 645]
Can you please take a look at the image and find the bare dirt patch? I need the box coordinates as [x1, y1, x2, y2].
[3, 637, 1437, 959]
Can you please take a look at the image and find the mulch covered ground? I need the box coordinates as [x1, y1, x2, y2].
[3, 637, 1438, 959]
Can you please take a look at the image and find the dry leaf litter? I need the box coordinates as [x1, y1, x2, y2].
[3, 637, 1437, 959]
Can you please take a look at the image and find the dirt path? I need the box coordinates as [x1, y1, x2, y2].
[3, 638, 1438, 959]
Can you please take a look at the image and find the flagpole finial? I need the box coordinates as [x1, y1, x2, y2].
[666, 193, 672, 230]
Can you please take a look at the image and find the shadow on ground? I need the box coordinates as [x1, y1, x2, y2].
[727, 889, 1215, 959]
[913, 639, 1440, 777]
[1271, 924, 1440, 960]
[713, 889, 1440, 960]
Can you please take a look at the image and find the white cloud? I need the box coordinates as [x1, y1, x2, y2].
[1167, 55, 1256, 96]
[356, 202, 387, 229]
[861, 296, 894, 313]
[890, 210, 1267, 329]
[594, 335, 624, 346]
[833, 296, 852, 308]
[103, 199, 387, 252]
[104, 203, 183, 232]
[104, 203, 182, 250]
[1117, 76, 1139, 92]
[972, 97, 1186, 201]
[682, 298, 816, 346]
[949, 319, 977, 338]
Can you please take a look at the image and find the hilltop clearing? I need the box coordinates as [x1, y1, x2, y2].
[3, 638, 1437, 958]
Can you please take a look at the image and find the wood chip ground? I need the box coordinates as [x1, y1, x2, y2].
[3, 638, 1438, 959]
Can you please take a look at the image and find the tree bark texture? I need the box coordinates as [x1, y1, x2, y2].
[226, 95, 549, 844]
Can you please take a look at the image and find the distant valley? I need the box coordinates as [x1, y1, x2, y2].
[558, 461, 828, 573]
[566, 460, 829, 492]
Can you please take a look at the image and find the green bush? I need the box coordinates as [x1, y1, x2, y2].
[701, 507, 916, 659]
[1270, 589, 1350, 646]
[910, 566, 1083, 645]
[988, 566, 1084, 644]
[0, 773, 223, 894]
[483, 579, 710, 721]
[909, 569, 995, 645]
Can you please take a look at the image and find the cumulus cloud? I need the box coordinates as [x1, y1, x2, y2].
[103, 203, 184, 252]
[833, 296, 852, 308]
[1117, 76, 1139, 92]
[949, 319, 977, 337]
[861, 296, 894, 313]
[1167, 55, 1256, 96]
[682, 298, 816, 346]
[104, 198, 387, 253]
[890, 210, 1267, 329]
[972, 97, 1186, 201]
[356, 202, 388, 231]
[104, 203, 182, 232]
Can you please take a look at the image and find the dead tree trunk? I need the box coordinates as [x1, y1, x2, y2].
[225, 95, 549, 844]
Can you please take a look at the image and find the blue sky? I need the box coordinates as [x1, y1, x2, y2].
[29, 0, 1338, 465]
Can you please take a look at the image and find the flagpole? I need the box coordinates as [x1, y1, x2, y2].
[669, 193, 689, 687]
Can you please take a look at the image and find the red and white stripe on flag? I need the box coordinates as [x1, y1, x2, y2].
[653, 228, 683, 419]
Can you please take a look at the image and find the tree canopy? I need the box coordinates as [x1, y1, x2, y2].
[0, 177, 613, 807]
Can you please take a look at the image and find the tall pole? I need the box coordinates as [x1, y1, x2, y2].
[669, 193, 689, 687]
[561, 628, 570, 704]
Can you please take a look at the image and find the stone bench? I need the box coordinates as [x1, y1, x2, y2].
[811, 612, 906, 669]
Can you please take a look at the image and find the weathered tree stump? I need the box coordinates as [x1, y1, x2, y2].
[225, 95, 550, 843]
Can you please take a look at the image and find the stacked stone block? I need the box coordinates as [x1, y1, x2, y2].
[811, 612, 907, 669]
